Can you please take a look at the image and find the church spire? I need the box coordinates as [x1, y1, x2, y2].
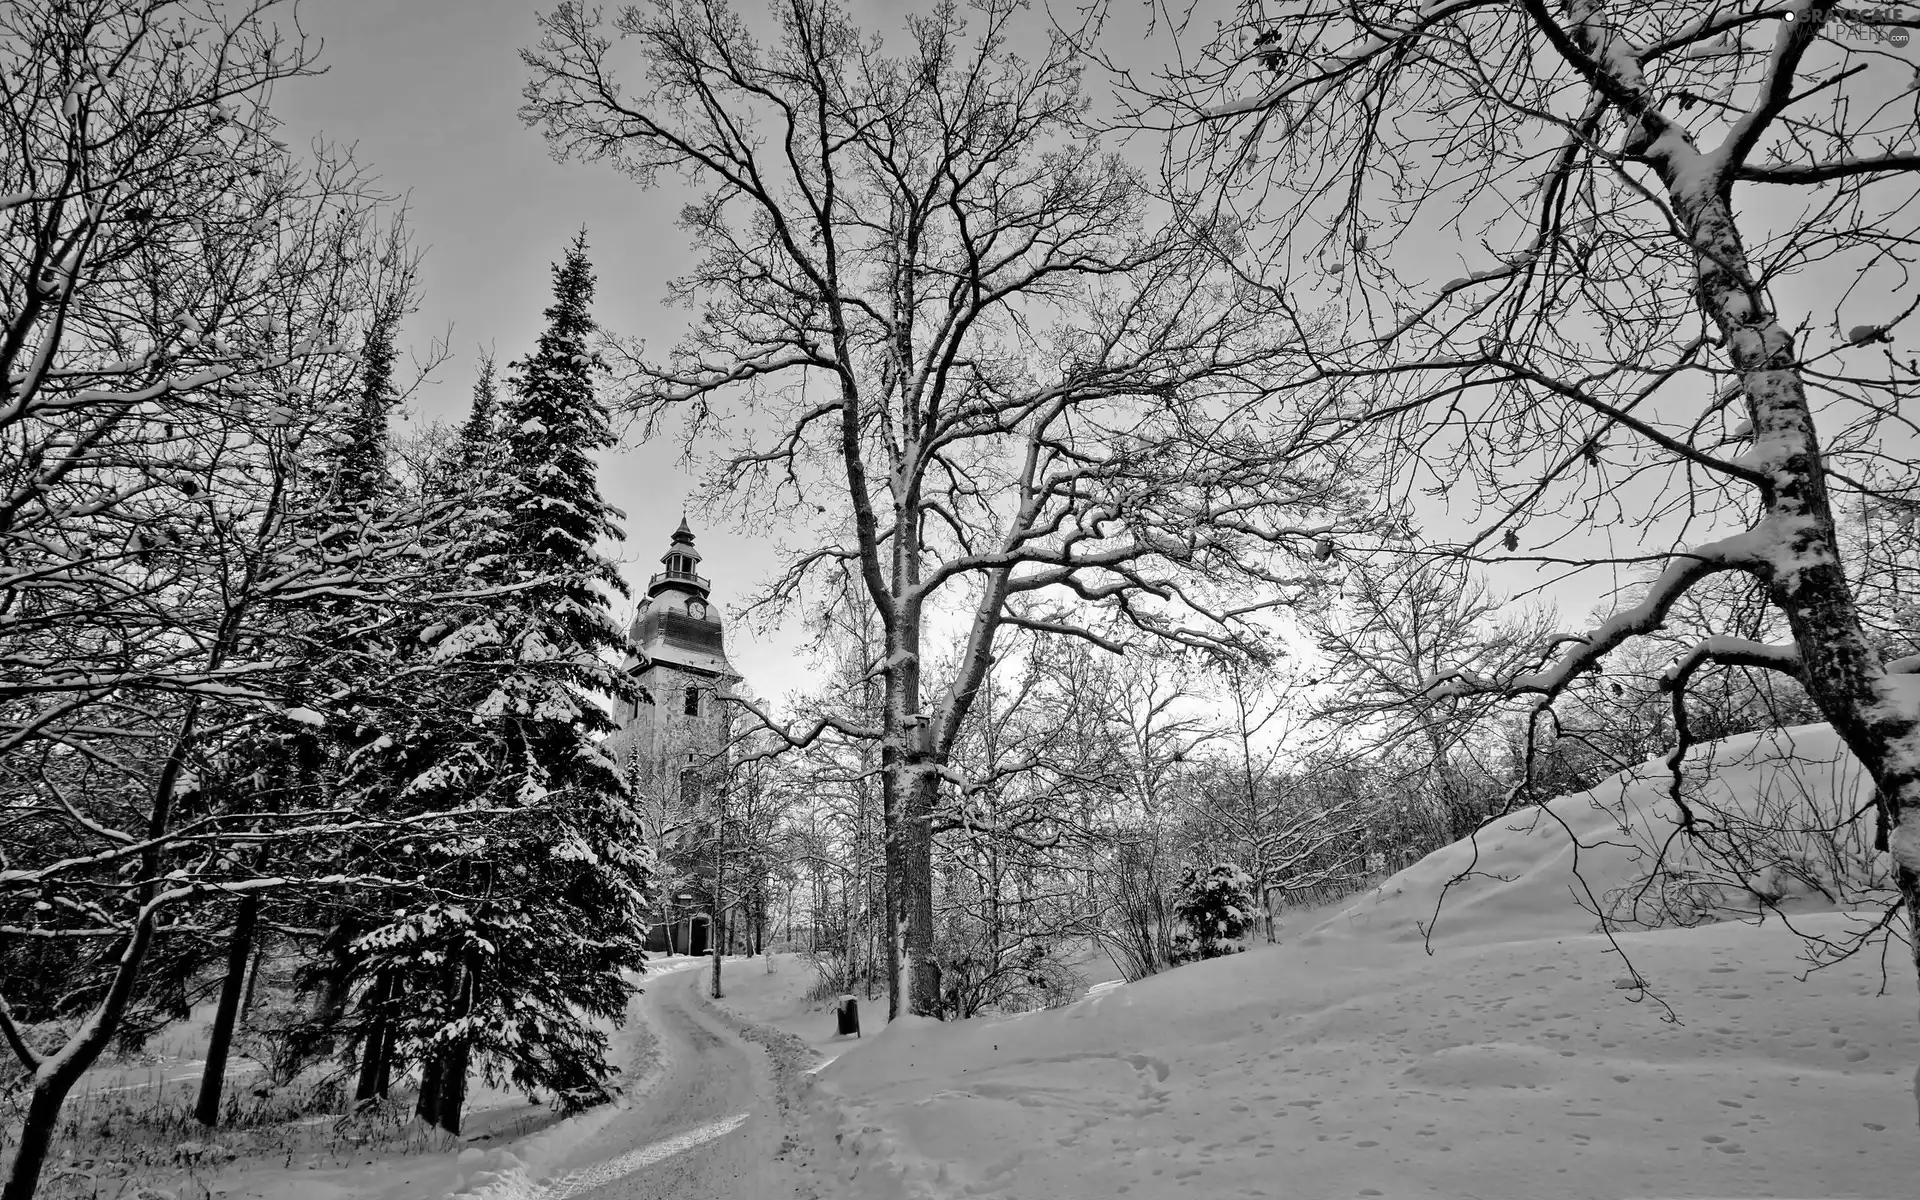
[649, 518, 708, 600]
[627, 517, 733, 677]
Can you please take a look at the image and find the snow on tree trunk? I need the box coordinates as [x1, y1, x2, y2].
[1662, 174, 1920, 993]
[4, 722, 195, 1200]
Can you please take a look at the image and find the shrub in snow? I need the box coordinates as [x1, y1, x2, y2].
[933, 938, 1084, 1018]
[1173, 862, 1256, 963]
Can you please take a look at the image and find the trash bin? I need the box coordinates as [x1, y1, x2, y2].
[835, 994, 861, 1038]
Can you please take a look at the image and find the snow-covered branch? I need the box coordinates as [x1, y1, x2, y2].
[1659, 635, 1804, 689]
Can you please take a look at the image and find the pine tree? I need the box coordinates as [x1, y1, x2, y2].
[359, 234, 652, 1132]
[334, 293, 403, 510]
[498, 231, 629, 642]
[457, 354, 501, 481]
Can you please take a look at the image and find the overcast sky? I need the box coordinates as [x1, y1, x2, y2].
[270, 0, 819, 701]
[266, 1, 1914, 712]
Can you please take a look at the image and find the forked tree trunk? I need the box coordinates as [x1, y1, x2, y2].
[5, 1076, 78, 1200]
[195, 894, 260, 1126]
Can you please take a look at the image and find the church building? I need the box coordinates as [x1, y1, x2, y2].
[606, 518, 739, 955]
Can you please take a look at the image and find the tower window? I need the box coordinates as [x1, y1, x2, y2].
[684, 686, 700, 716]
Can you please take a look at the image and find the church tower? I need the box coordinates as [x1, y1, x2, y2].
[610, 517, 739, 793]
[609, 518, 738, 955]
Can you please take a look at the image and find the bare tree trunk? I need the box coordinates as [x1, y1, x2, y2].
[4, 1078, 76, 1200]
[1660, 179, 1920, 991]
[241, 931, 265, 1022]
[881, 764, 903, 1019]
[711, 793, 726, 998]
[195, 894, 260, 1126]
[354, 972, 395, 1104]
[4, 716, 197, 1200]
[902, 769, 941, 1016]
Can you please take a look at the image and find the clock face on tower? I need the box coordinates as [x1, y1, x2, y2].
[688, 599, 708, 621]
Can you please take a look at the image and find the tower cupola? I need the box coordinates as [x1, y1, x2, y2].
[650, 516, 709, 601]
[628, 519, 731, 674]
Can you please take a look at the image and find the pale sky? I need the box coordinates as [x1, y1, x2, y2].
[270, 0, 814, 701]
[266, 1, 1914, 713]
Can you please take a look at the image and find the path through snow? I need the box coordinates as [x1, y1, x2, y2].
[459, 961, 832, 1200]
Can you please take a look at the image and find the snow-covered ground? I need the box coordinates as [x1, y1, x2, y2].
[792, 725, 1920, 1199]
[15, 958, 712, 1200]
[450, 956, 828, 1200]
[33, 725, 1915, 1199]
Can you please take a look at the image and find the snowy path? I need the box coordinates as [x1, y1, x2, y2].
[530, 965, 823, 1200]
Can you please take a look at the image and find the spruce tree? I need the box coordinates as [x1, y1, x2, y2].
[359, 234, 651, 1132]
[240, 284, 417, 1101]
[335, 294, 403, 510]
[457, 354, 500, 480]
[498, 231, 629, 646]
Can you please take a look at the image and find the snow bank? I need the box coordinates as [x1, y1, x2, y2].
[1312, 723, 1886, 947]
[801, 725, 1920, 1200]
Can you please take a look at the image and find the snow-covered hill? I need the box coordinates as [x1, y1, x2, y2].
[1315, 723, 1889, 947]
[804, 725, 1920, 1200]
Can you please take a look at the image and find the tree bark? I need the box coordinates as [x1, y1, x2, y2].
[901, 767, 941, 1016]
[4, 1074, 78, 1200]
[354, 972, 395, 1104]
[4, 711, 198, 1200]
[304, 917, 360, 1061]
[711, 807, 725, 1000]
[436, 1040, 470, 1136]
[418, 961, 473, 1136]
[241, 930, 265, 1021]
[1659, 175, 1920, 990]
[416, 1056, 442, 1127]
[881, 764, 903, 1019]
[195, 894, 260, 1126]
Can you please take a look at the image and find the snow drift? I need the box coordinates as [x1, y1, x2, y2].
[802, 724, 1920, 1200]
[1313, 723, 1890, 947]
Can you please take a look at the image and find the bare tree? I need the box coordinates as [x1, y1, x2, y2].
[1050, 641, 1211, 979]
[1150, 1, 1920, 1016]
[1306, 555, 1554, 841]
[1192, 656, 1368, 937]
[0, 4, 469, 1193]
[523, 0, 1366, 1015]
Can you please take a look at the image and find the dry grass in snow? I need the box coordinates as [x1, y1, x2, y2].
[2, 968, 669, 1200]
